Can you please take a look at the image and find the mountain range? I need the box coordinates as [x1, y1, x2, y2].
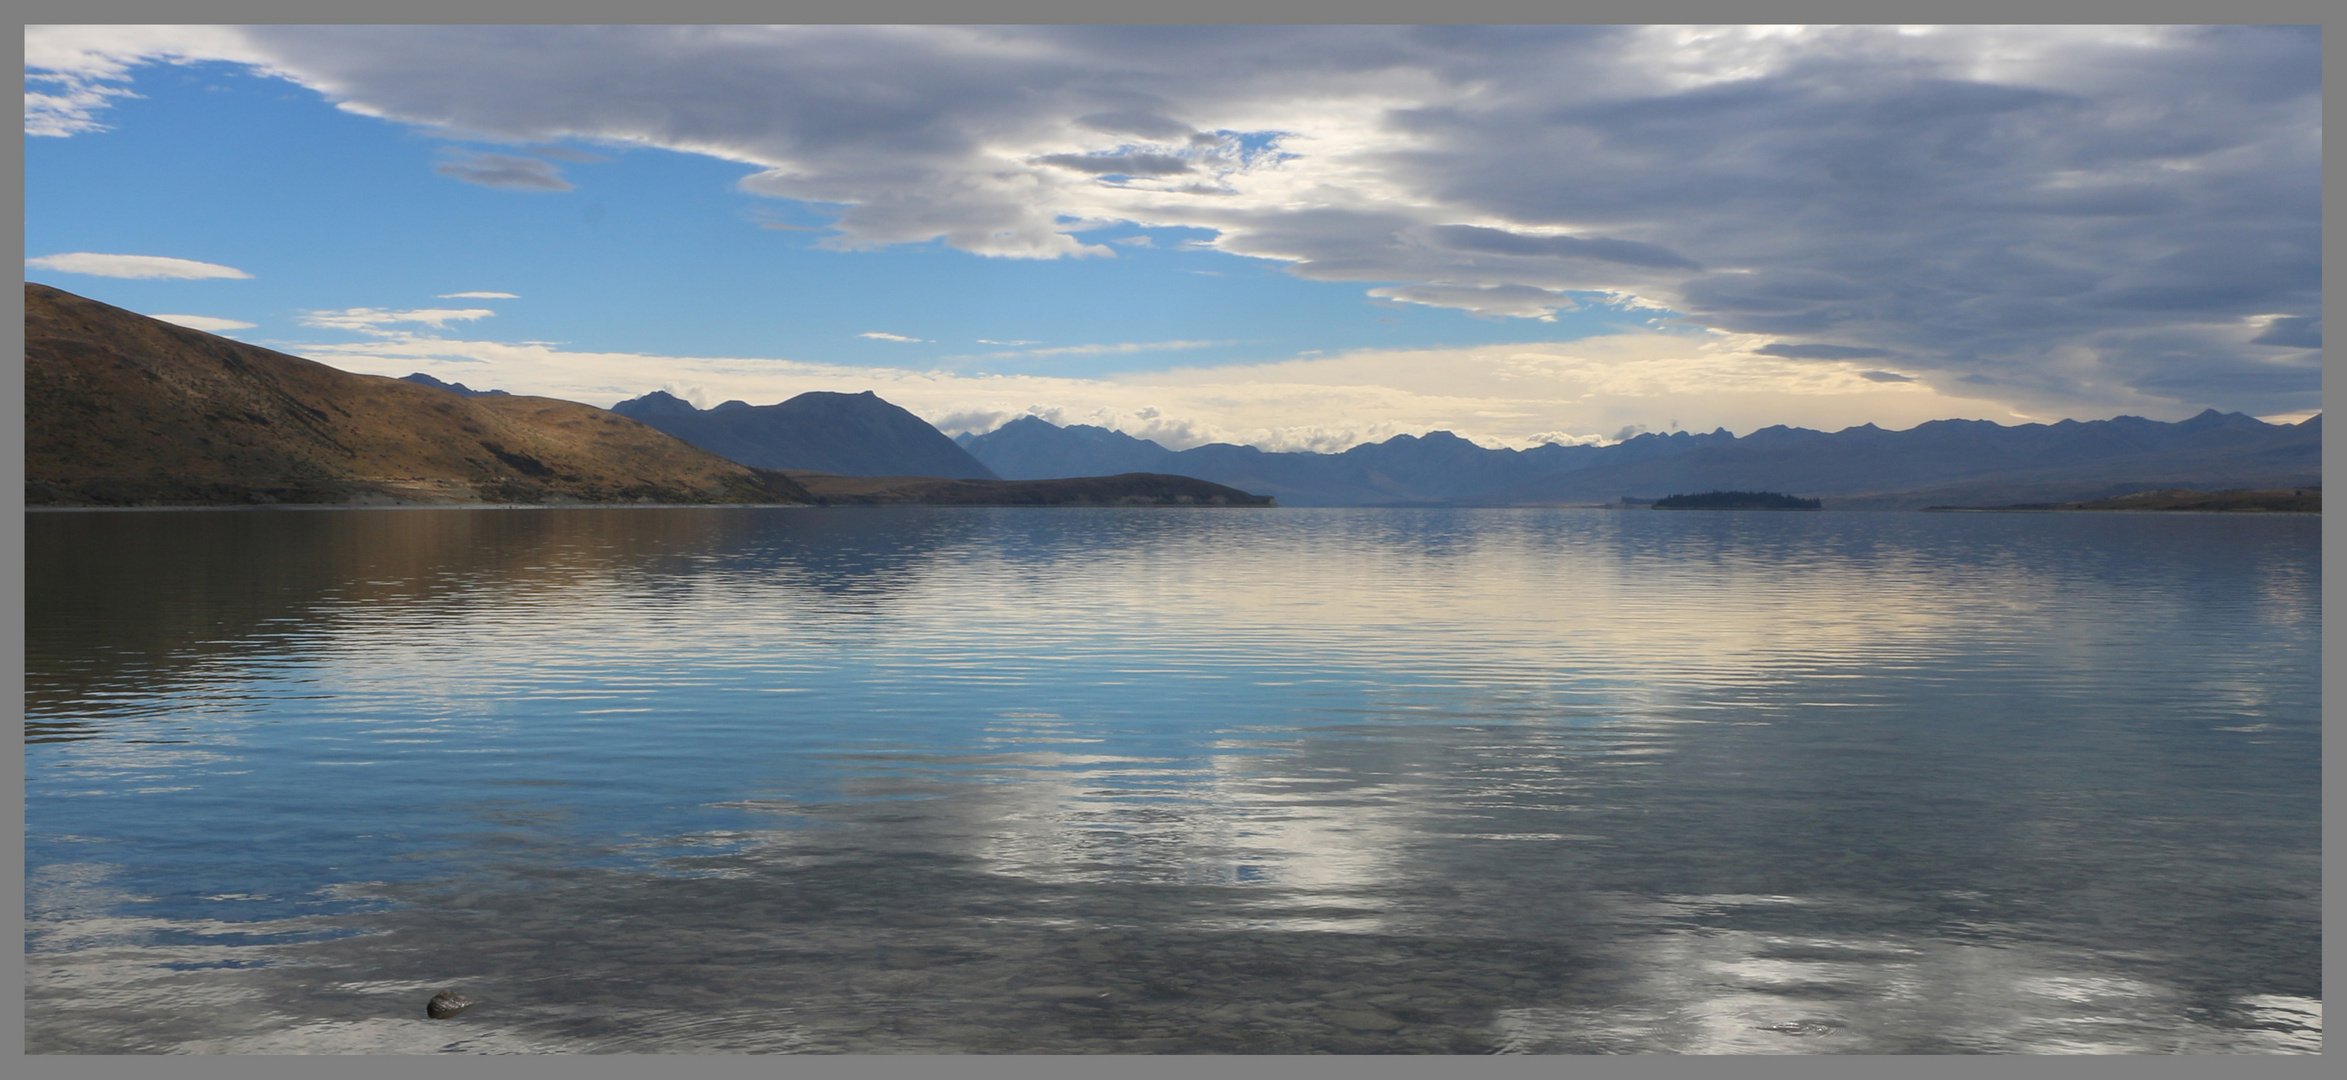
[957, 411, 2320, 509]
[22, 283, 1256, 509]
[25, 280, 2316, 511]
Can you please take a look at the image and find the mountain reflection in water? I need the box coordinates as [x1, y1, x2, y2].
[24, 507, 2321, 1053]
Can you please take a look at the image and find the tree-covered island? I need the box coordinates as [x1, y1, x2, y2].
[1651, 490, 1823, 510]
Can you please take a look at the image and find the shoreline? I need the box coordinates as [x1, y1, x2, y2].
[22, 501, 821, 513]
[25, 503, 2322, 516]
[1922, 507, 2319, 515]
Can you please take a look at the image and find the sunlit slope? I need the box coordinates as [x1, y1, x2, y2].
[24, 283, 813, 507]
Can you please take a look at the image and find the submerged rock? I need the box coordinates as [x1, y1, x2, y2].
[1757, 1019, 1838, 1037]
[426, 990, 473, 1019]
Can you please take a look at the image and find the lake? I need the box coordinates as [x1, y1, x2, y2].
[22, 506, 2321, 1054]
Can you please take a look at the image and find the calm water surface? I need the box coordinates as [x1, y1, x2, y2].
[23, 507, 2321, 1054]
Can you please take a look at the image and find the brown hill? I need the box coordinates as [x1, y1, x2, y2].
[782, 471, 1276, 506]
[24, 282, 812, 507]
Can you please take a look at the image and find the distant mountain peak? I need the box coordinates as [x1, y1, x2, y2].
[2175, 407, 2262, 430]
[612, 387, 997, 479]
[401, 372, 510, 397]
[610, 390, 703, 419]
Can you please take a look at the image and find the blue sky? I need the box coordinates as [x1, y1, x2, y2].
[25, 26, 2320, 451]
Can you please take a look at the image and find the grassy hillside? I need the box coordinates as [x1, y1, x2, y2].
[25, 283, 812, 507]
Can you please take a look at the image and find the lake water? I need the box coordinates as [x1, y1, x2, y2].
[23, 506, 2321, 1054]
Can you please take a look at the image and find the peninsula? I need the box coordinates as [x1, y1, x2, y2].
[784, 471, 1275, 507]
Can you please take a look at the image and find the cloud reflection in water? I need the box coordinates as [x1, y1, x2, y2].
[25, 507, 2319, 1053]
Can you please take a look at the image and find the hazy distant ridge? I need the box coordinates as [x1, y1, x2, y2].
[399, 372, 509, 397]
[615, 390, 999, 480]
[960, 412, 2319, 508]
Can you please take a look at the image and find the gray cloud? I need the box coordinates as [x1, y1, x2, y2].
[1681, 273, 1878, 314]
[1077, 110, 1191, 140]
[1858, 370, 1914, 383]
[523, 145, 609, 163]
[2252, 317, 2319, 348]
[27, 24, 2319, 418]
[434, 151, 572, 191]
[1033, 152, 1192, 176]
[1422, 225, 1700, 270]
[1758, 343, 1892, 360]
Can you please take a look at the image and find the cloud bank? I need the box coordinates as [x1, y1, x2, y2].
[945, 339, 1234, 362]
[300, 307, 495, 334]
[28, 24, 2319, 418]
[276, 325, 2033, 455]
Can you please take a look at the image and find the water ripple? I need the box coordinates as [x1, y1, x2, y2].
[25, 507, 2319, 1053]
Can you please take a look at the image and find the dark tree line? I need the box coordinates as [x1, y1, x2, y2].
[1651, 490, 1821, 510]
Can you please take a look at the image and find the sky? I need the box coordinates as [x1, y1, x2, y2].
[23, 24, 2321, 452]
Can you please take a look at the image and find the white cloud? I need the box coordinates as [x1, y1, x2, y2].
[944, 339, 1233, 361]
[24, 24, 276, 82]
[23, 24, 277, 135]
[24, 77, 139, 138]
[975, 339, 1039, 346]
[299, 307, 495, 334]
[859, 331, 927, 342]
[149, 313, 255, 332]
[26, 252, 251, 279]
[1026, 339, 1233, 358]
[24, 24, 2317, 418]
[438, 291, 518, 299]
[1527, 431, 1607, 447]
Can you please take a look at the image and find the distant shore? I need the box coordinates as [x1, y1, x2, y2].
[22, 502, 821, 513]
[1924, 488, 2318, 514]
